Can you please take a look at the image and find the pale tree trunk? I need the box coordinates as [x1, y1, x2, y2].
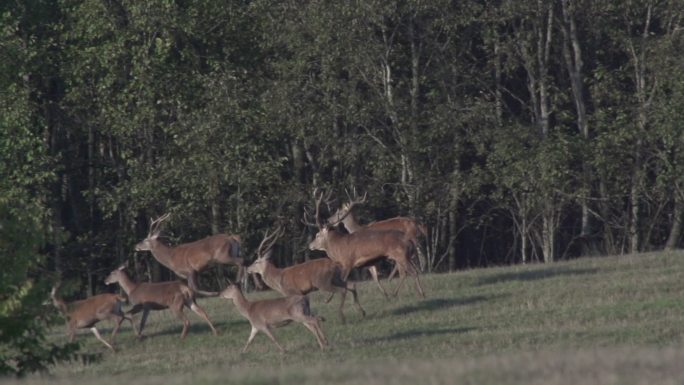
[561, 0, 594, 254]
[519, 1, 555, 262]
[210, 176, 221, 234]
[598, 178, 617, 255]
[665, 192, 684, 250]
[627, 4, 657, 254]
[541, 200, 560, 263]
[408, 15, 425, 270]
[447, 170, 461, 271]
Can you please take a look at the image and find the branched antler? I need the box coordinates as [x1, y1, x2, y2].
[257, 225, 285, 258]
[148, 213, 171, 236]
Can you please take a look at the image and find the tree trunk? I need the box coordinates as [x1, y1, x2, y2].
[665, 193, 684, 250]
[561, 0, 594, 254]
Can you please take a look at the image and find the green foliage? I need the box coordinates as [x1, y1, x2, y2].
[2, 1, 684, 368]
[0, 206, 77, 377]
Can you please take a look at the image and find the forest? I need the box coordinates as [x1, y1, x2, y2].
[1, 0, 683, 375]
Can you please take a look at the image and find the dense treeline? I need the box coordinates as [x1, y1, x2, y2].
[2, 1, 684, 296]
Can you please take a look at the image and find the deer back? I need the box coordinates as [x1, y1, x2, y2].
[366, 217, 425, 240]
[326, 228, 409, 266]
[250, 295, 309, 325]
[172, 234, 242, 271]
[129, 281, 191, 306]
[279, 258, 339, 295]
[67, 293, 123, 328]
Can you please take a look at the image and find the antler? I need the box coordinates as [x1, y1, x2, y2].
[302, 188, 332, 229]
[327, 187, 366, 226]
[257, 225, 285, 258]
[148, 213, 171, 236]
[344, 186, 368, 209]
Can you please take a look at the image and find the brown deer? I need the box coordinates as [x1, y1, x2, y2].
[104, 265, 218, 339]
[135, 213, 243, 296]
[326, 188, 427, 281]
[50, 285, 136, 351]
[246, 226, 365, 323]
[306, 189, 425, 298]
[220, 284, 327, 352]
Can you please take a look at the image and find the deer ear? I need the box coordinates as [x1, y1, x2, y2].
[262, 249, 273, 260]
[117, 263, 126, 271]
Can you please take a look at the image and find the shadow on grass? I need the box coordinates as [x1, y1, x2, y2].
[362, 326, 475, 344]
[390, 295, 495, 316]
[475, 267, 598, 286]
[138, 318, 247, 339]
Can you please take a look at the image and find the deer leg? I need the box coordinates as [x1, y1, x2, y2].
[391, 264, 409, 297]
[189, 301, 218, 336]
[336, 287, 348, 324]
[301, 319, 327, 349]
[125, 315, 138, 335]
[347, 282, 366, 317]
[387, 264, 399, 282]
[368, 265, 390, 299]
[67, 326, 76, 343]
[408, 262, 426, 298]
[261, 326, 285, 353]
[110, 315, 123, 340]
[137, 307, 151, 338]
[242, 326, 259, 353]
[90, 327, 115, 351]
[173, 304, 190, 339]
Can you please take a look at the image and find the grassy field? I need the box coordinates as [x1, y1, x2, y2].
[7, 251, 684, 384]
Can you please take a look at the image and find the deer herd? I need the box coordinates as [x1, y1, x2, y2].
[50, 189, 427, 352]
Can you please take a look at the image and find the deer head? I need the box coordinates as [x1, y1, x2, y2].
[247, 225, 284, 275]
[135, 213, 170, 251]
[327, 187, 367, 225]
[104, 263, 127, 285]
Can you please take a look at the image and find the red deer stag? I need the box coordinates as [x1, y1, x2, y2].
[135, 213, 243, 296]
[50, 284, 136, 351]
[305, 189, 425, 298]
[327, 188, 427, 281]
[220, 284, 327, 352]
[246, 226, 365, 323]
[105, 265, 218, 339]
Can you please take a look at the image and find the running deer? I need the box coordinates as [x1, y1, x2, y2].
[327, 187, 427, 282]
[104, 265, 218, 339]
[219, 284, 327, 352]
[50, 285, 135, 351]
[305, 189, 425, 298]
[246, 226, 365, 323]
[135, 213, 243, 296]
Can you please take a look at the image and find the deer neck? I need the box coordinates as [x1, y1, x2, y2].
[341, 213, 363, 233]
[322, 229, 348, 261]
[149, 240, 175, 268]
[50, 292, 68, 315]
[228, 289, 252, 319]
[261, 261, 285, 293]
[114, 272, 139, 296]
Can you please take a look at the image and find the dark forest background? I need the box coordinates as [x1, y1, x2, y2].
[2, 0, 684, 346]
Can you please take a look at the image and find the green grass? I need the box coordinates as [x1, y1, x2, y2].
[8, 251, 684, 384]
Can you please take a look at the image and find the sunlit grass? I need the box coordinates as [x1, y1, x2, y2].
[8, 251, 684, 384]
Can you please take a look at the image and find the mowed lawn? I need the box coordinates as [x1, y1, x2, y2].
[10, 251, 684, 385]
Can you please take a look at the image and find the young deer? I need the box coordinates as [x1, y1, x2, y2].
[50, 285, 135, 351]
[220, 284, 327, 352]
[104, 265, 218, 339]
[246, 227, 365, 323]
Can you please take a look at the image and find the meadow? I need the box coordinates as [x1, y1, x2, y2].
[8, 251, 684, 385]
